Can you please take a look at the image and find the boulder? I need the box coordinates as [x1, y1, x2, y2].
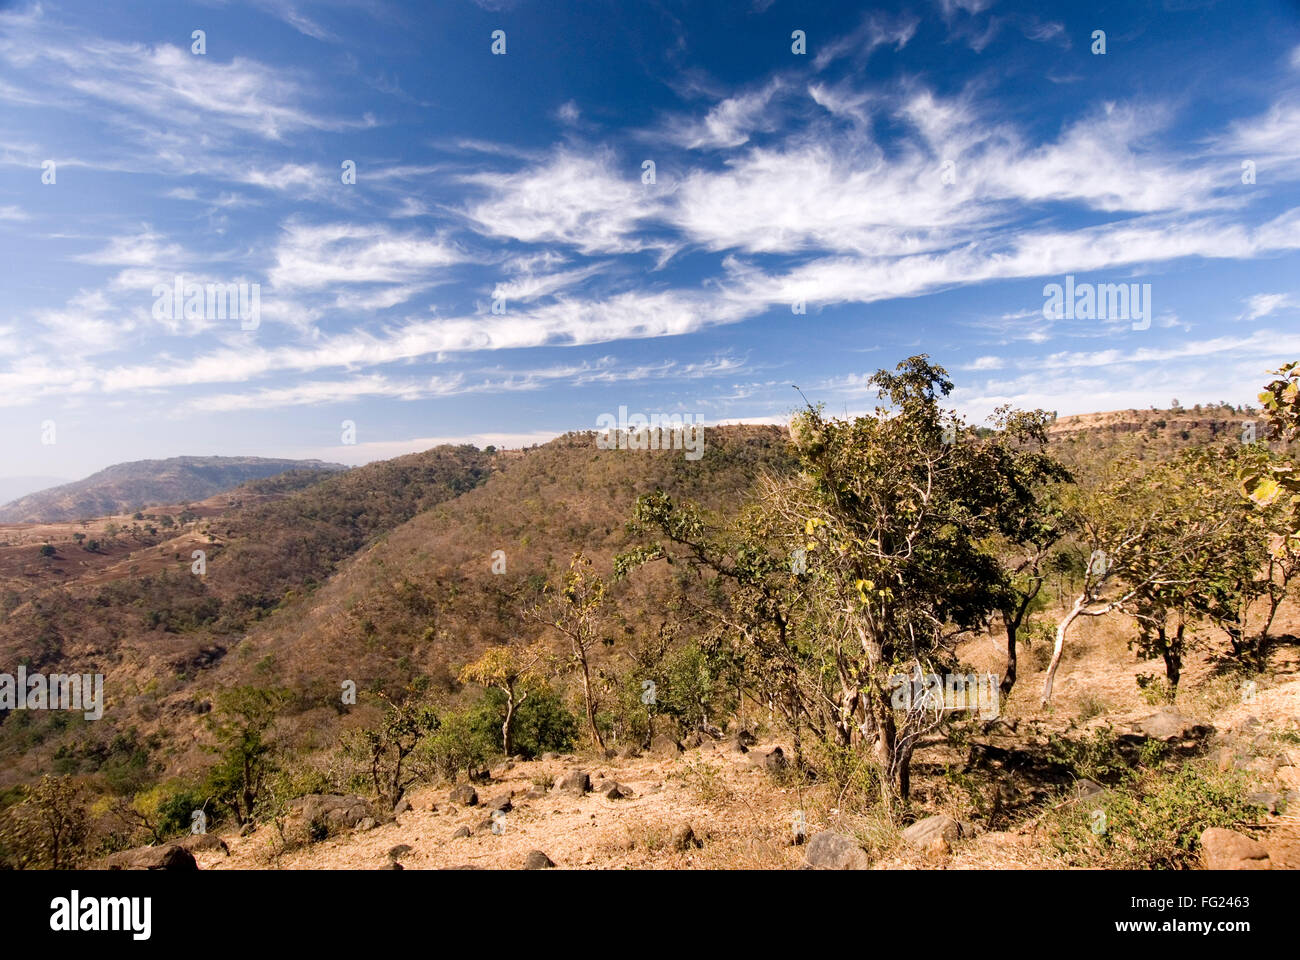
[616, 744, 641, 759]
[449, 785, 479, 806]
[393, 798, 412, 815]
[1126, 707, 1214, 743]
[178, 833, 228, 856]
[1200, 828, 1271, 870]
[490, 760, 515, 779]
[671, 822, 699, 852]
[601, 781, 634, 800]
[451, 826, 471, 839]
[803, 831, 870, 870]
[285, 794, 376, 842]
[388, 844, 413, 861]
[553, 769, 591, 797]
[650, 734, 683, 757]
[1071, 779, 1105, 801]
[485, 793, 513, 815]
[902, 815, 966, 849]
[764, 747, 789, 775]
[104, 843, 198, 871]
[523, 850, 556, 870]
[722, 735, 750, 755]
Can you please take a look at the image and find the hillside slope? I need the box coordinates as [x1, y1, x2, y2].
[0, 456, 349, 523]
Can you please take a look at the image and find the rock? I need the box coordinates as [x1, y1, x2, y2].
[1071, 778, 1105, 801]
[449, 785, 479, 806]
[178, 833, 228, 856]
[485, 793, 513, 814]
[902, 815, 965, 849]
[1246, 791, 1281, 814]
[722, 734, 749, 755]
[357, 818, 377, 831]
[525, 787, 548, 800]
[601, 781, 634, 800]
[388, 844, 413, 860]
[604, 747, 618, 759]
[650, 734, 683, 757]
[451, 826, 471, 839]
[617, 744, 641, 759]
[468, 766, 491, 783]
[671, 822, 699, 852]
[803, 831, 870, 870]
[387, 862, 404, 871]
[553, 769, 591, 796]
[285, 794, 376, 842]
[523, 850, 555, 869]
[683, 731, 704, 748]
[476, 817, 497, 833]
[393, 798, 412, 815]
[1199, 827, 1271, 870]
[491, 760, 515, 779]
[699, 722, 724, 740]
[1126, 707, 1214, 743]
[541, 752, 559, 762]
[239, 822, 256, 837]
[104, 843, 198, 871]
[925, 835, 952, 860]
[764, 747, 789, 774]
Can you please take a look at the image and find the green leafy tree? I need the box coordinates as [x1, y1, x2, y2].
[347, 692, 440, 806]
[458, 642, 545, 755]
[532, 553, 609, 751]
[203, 686, 289, 825]
[1044, 445, 1257, 699]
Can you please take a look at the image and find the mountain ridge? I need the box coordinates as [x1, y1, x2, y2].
[0, 456, 350, 523]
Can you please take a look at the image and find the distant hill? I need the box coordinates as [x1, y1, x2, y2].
[0, 456, 349, 523]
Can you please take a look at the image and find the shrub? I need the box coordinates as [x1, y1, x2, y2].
[1046, 758, 1262, 868]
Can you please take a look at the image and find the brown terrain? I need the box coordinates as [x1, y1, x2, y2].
[2, 406, 1294, 870]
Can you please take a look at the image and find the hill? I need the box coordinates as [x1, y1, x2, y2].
[0, 456, 350, 524]
[1, 405, 1296, 874]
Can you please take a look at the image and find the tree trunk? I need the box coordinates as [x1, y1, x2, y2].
[1042, 594, 1087, 705]
[502, 686, 516, 756]
[577, 652, 604, 751]
[1000, 609, 1019, 698]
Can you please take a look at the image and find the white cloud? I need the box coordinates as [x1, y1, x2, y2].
[267, 222, 465, 291]
[1242, 292, 1298, 321]
[660, 80, 785, 149]
[460, 148, 666, 255]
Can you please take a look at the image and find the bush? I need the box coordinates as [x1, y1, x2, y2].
[416, 708, 496, 782]
[1047, 757, 1262, 869]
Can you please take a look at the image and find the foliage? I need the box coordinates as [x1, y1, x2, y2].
[0, 775, 91, 869]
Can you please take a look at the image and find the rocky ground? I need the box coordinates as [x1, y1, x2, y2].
[157, 666, 1299, 871]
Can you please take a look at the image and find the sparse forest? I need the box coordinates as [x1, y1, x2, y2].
[1, 359, 1297, 872]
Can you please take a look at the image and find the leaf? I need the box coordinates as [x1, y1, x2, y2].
[1242, 474, 1282, 507]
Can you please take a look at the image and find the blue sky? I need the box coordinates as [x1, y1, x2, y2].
[2, 0, 1299, 483]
